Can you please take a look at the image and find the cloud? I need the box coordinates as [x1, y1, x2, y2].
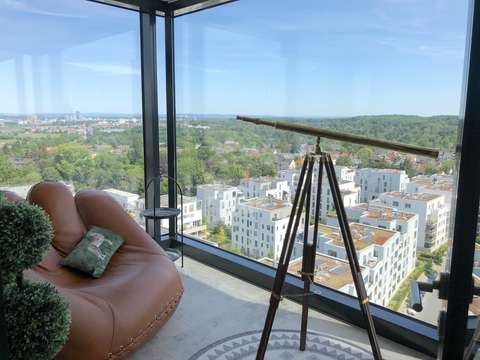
[0, 0, 84, 18]
[67, 62, 140, 75]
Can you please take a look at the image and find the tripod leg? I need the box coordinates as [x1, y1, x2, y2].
[300, 168, 312, 351]
[324, 154, 383, 360]
[300, 154, 324, 350]
[256, 156, 315, 360]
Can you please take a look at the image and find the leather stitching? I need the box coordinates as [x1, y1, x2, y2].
[107, 289, 184, 360]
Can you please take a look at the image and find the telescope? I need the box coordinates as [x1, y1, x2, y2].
[237, 115, 440, 159]
[234, 115, 441, 360]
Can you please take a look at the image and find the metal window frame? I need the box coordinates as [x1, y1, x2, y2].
[0, 0, 479, 358]
[165, 10, 178, 242]
[90, 0, 238, 17]
[440, 0, 480, 358]
[140, 7, 161, 239]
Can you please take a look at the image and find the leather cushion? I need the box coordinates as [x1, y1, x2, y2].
[28, 182, 87, 256]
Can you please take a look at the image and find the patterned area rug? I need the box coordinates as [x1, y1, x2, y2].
[189, 329, 374, 360]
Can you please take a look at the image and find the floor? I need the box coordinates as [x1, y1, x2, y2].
[131, 257, 432, 360]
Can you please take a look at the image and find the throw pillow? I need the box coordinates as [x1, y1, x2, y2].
[61, 226, 124, 278]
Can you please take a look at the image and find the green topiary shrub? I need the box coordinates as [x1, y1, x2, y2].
[0, 201, 52, 283]
[0, 198, 71, 359]
[3, 281, 71, 360]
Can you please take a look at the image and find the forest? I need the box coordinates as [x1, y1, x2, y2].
[0, 114, 458, 195]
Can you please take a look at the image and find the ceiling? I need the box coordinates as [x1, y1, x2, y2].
[91, 0, 237, 17]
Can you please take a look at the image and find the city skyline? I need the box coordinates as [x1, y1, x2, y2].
[0, 0, 470, 116]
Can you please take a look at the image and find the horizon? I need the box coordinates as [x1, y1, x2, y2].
[0, 112, 461, 119]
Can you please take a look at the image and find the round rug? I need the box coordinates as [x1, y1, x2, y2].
[189, 329, 373, 360]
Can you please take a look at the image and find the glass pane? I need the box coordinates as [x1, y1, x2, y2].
[175, 0, 468, 323]
[0, 1, 144, 224]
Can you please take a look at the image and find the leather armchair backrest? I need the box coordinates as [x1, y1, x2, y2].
[28, 182, 87, 256]
[75, 190, 165, 255]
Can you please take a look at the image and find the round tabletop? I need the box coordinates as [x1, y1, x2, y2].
[141, 207, 181, 220]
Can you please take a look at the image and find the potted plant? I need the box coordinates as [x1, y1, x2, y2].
[0, 194, 71, 360]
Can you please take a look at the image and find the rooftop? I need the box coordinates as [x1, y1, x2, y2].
[197, 183, 239, 192]
[240, 176, 283, 185]
[409, 175, 454, 192]
[240, 197, 292, 213]
[357, 168, 407, 174]
[288, 254, 365, 290]
[317, 223, 396, 249]
[381, 192, 442, 202]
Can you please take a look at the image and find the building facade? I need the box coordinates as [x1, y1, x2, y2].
[354, 168, 409, 203]
[239, 176, 290, 201]
[378, 192, 449, 251]
[232, 197, 303, 261]
[328, 203, 419, 277]
[295, 222, 409, 307]
[196, 184, 244, 228]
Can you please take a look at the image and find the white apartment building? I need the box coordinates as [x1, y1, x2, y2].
[406, 174, 454, 208]
[159, 195, 203, 234]
[309, 162, 360, 221]
[328, 203, 418, 276]
[232, 197, 304, 261]
[378, 192, 449, 251]
[354, 168, 410, 203]
[239, 176, 290, 201]
[196, 184, 243, 228]
[335, 165, 356, 182]
[104, 188, 140, 211]
[295, 223, 408, 307]
[278, 169, 300, 201]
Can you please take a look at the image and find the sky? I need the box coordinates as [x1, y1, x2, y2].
[0, 0, 470, 117]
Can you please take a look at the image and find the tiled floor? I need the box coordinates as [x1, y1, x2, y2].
[131, 257, 431, 360]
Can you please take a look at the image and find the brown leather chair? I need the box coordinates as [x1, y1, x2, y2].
[3, 182, 183, 359]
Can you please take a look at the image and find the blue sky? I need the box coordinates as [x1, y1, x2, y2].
[0, 0, 470, 117]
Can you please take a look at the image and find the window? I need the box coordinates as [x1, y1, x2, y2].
[172, 0, 467, 326]
[0, 1, 144, 223]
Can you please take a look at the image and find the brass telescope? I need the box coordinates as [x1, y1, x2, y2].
[237, 115, 439, 159]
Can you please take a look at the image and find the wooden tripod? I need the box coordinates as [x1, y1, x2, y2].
[255, 139, 383, 360]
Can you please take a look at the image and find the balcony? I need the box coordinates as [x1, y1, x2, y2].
[131, 257, 427, 360]
[1, 0, 480, 359]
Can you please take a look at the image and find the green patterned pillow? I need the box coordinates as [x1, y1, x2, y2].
[61, 226, 124, 278]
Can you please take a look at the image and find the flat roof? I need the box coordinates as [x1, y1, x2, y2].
[357, 168, 406, 174]
[363, 205, 416, 221]
[317, 223, 396, 248]
[409, 175, 453, 192]
[241, 197, 292, 213]
[288, 254, 364, 290]
[197, 183, 238, 192]
[382, 191, 441, 202]
[240, 176, 285, 184]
